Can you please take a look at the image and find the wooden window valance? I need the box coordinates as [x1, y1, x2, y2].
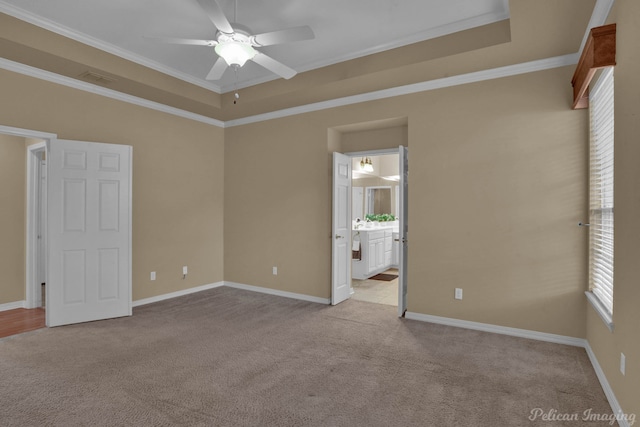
[571, 23, 616, 109]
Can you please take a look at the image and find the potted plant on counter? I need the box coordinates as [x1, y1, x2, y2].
[365, 213, 396, 226]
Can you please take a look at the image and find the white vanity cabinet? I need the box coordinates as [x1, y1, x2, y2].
[352, 227, 396, 279]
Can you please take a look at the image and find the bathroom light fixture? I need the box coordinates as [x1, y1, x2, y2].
[360, 157, 374, 172]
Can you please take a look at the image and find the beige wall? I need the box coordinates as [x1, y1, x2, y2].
[0, 134, 26, 304]
[340, 125, 407, 153]
[586, 0, 640, 418]
[0, 2, 635, 416]
[410, 70, 588, 338]
[0, 69, 225, 303]
[225, 65, 589, 339]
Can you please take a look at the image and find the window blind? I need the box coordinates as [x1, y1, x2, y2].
[588, 67, 614, 315]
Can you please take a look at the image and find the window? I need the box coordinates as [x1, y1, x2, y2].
[587, 67, 614, 326]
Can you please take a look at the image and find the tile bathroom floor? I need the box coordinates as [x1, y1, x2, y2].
[351, 268, 398, 306]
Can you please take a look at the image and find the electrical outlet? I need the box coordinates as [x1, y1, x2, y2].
[272, 266, 278, 275]
[454, 288, 463, 300]
[620, 353, 626, 376]
[182, 266, 188, 275]
[150, 271, 156, 281]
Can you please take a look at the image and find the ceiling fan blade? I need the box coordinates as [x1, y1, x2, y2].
[252, 25, 315, 47]
[196, 0, 234, 34]
[144, 36, 214, 46]
[252, 53, 297, 79]
[206, 56, 228, 80]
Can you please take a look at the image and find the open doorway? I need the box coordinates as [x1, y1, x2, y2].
[0, 126, 54, 313]
[1, 125, 133, 329]
[28, 142, 47, 310]
[350, 152, 400, 307]
[0, 126, 54, 338]
[332, 146, 408, 316]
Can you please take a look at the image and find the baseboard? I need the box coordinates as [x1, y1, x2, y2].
[224, 281, 331, 305]
[0, 300, 26, 312]
[132, 281, 225, 307]
[405, 312, 587, 347]
[584, 343, 631, 427]
[405, 311, 632, 426]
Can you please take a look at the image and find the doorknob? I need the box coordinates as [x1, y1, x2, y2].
[335, 234, 344, 239]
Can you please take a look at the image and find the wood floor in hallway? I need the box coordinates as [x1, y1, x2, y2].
[0, 308, 46, 339]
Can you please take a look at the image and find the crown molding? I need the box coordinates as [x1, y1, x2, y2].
[0, 0, 603, 126]
[0, 124, 57, 140]
[1, 51, 577, 130]
[0, 0, 222, 94]
[225, 53, 579, 127]
[0, 57, 225, 128]
[578, 0, 615, 54]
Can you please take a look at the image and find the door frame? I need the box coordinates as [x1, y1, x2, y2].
[27, 141, 47, 309]
[339, 147, 409, 313]
[0, 125, 57, 310]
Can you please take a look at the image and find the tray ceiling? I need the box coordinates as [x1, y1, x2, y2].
[0, 0, 510, 93]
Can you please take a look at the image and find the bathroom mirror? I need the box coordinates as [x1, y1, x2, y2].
[366, 186, 392, 215]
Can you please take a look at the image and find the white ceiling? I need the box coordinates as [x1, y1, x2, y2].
[0, 0, 509, 93]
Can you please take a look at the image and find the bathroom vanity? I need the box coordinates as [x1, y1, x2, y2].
[352, 225, 398, 280]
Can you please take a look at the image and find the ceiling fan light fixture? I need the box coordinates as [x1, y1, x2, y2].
[215, 40, 257, 66]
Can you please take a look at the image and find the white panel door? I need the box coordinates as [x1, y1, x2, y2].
[332, 152, 352, 305]
[398, 146, 408, 317]
[47, 139, 132, 327]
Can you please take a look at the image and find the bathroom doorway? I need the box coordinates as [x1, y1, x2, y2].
[350, 150, 404, 310]
[332, 146, 408, 316]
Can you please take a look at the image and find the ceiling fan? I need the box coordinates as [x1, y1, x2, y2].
[152, 0, 315, 81]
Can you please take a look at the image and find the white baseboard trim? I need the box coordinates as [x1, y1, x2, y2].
[0, 300, 27, 312]
[132, 281, 225, 307]
[224, 281, 331, 305]
[405, 311, 587, 347]
[406, 311, 631, 426]
[584, 342, 631, 427]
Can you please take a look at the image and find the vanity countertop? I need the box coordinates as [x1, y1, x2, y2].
[353, 225, 398, 233]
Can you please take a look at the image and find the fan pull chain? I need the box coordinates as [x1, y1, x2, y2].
[233, 65, 239, 104]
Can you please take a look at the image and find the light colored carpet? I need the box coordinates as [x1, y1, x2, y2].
[0, 287, 612, 426]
